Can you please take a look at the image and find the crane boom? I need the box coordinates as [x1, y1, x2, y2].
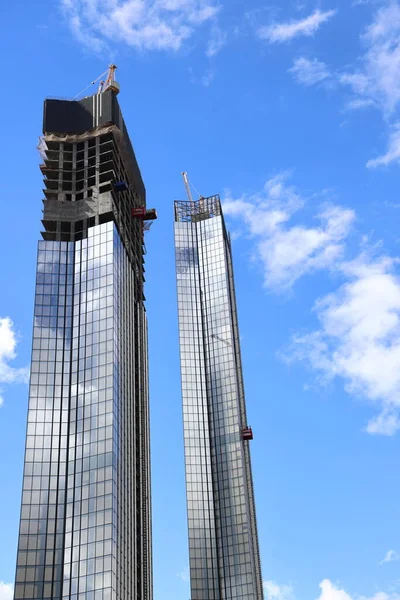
[101, 64, 120, 94]
[72, 65, 120, 100]
[181, 172, 194, 204]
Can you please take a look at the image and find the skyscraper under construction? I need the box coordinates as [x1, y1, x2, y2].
[174, 186, 264, 600]
[13, 68, 154, 600]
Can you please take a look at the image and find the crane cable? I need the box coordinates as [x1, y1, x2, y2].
[183, 172, 203, 201]
[190, 178, 203, 199]
[72, 69, 109, 100]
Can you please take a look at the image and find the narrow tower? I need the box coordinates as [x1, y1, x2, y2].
[13, 72, 154, 600]
[174, 189, 264, 600]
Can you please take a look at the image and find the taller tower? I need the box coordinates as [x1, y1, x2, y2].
[174, 194, 264, 600]
[13, 80, 154, 600]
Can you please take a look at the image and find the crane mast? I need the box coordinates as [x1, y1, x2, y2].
[98, 65, 120, 95]
[181, 171, 206, 213]
[72, 64, 121, 101]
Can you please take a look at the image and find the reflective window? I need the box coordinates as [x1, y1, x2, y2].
[175, 201, 264, 600]
[15, 222, 151, 600]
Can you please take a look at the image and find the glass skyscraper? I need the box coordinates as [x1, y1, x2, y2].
[13, 86, 153, 600]
[174, 196, 263, 600]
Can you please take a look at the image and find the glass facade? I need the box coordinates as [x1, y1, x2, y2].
[14, 222, 152, 600]
[174, 197, 264, 600]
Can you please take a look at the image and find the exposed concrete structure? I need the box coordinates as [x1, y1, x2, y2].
[40, 95, 147, 288]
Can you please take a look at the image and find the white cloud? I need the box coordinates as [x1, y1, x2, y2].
[339, 2, 400, 115]
[317, 580, 353, 600]
[285, 5, 400, 168]
[265, 580, 400, 600]
[61, 0, 220, 52]
[289, 57, 331, 86]
[344, 98, 376, 111]
[286, 1, 400, 172]
[258, 9, 336, 43]
[202, 68, 216, 86]
[263, 579, 400, 600]
[301, 579, 400, 600]
[264, 580, 294, 600]
[286, 252, 400, 435]
[380, 550, 400, 564]
[223, 174, 355, 292]
[367, 411, 400, 436]
[358, 593, 400, 600]
[206, 23, 226, 56]
[0, 317, 29, 407]
[367, 122, 400, 168]
[0, 582, 13, 600]
[224, 176, 400, 434]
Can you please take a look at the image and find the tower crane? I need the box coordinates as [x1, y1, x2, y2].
[73, 65, 120, 100]
[98, 64, 120, 94]
[182, 172, 194, 205]
[181, 172, 205, 212]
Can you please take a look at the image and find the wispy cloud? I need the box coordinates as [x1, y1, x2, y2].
[224, 173, 400, 436]
[223, 174, 355, 292]
[206, 23, 226, 56]
[265, 579, 400, 600]
[367, 412, 400, 436]
[0, 317, 29, 407]
[289, 57, 331, 86]
[258, 9, 336, 43]
[367, 122, 400, 168]
[344, 98, 376, 111]
[285, 4, 400, 169]
[0, 583, 13, 600]
[380, 550, 400, 565]
[61, 0, 220, 52]
[285, 252, 400, 435]
[202, 68, 216, 86]
[264, 580, 294, 600]
[288, 3, 400, 117]
[339, 2, 400, 116]
[319, 580, 400, 600]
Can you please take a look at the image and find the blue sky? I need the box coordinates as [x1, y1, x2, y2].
[2, 0, 400, 599]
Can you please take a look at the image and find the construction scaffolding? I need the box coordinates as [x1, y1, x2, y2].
[174, 194, 221, 223]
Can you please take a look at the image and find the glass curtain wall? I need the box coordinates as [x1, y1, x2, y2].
[175, 197, 263, 600]
[14, 222, 150, 600]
